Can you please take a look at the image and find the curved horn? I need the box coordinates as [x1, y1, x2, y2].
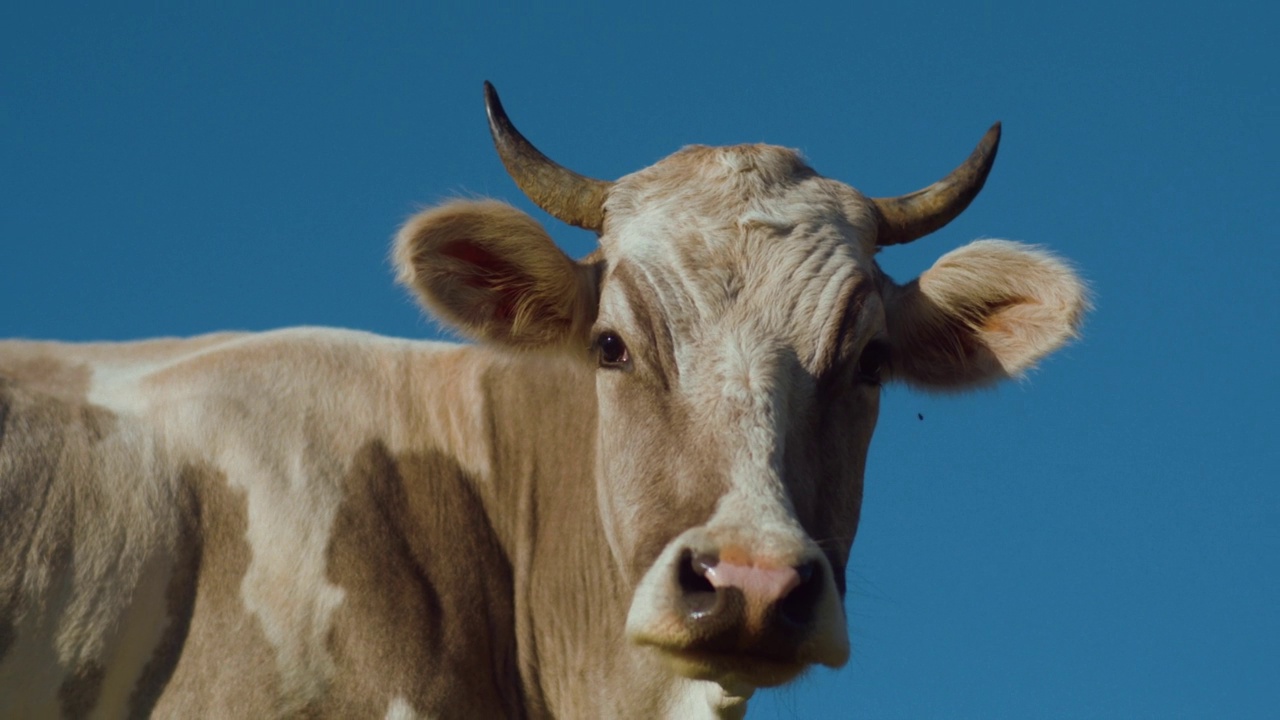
[873, 122, 1002, 247]
[484, 81, 613, 232]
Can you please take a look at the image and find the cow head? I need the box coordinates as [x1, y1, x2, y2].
[395, 84, 1086, 691]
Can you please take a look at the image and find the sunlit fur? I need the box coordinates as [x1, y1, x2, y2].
[0, 140, 1085, 719]
[398, 143, 1085, 709]
[395, 200, 598, 349]
[881, 239, 1089, 388]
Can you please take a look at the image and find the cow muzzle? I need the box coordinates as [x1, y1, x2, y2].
[626, 533, 850, 688]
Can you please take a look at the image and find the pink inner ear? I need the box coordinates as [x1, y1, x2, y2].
[439, 241, 504, 283]
[438, 240, 522, 322]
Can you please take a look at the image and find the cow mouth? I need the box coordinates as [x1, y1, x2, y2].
[631, 619, 818, 687]
[646, 644, 810, 688]
[630, 608, 848, 688]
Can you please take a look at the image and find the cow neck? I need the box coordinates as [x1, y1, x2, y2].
[402, 345, 723, 717]
[399, 347, 604, 713]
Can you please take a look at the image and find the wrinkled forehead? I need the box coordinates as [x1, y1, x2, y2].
[597, 144, 884, 372]
[603, 144, 879, 260]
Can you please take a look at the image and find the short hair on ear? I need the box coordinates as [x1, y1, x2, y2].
[394, 200, 597, 348]
[883, 239, 1089, 389]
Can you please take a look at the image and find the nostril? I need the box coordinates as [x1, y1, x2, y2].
[795, 560, 814, 585]
[678, 550, 719, 618]
[690, 551, 718, 579]
[778, 560, 824, 627]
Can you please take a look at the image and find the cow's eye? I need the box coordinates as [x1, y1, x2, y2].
[857, 340, 888, 386]
[597, 331, 630, 368]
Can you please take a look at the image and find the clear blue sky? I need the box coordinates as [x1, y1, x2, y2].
[3, 2, 1275, 717]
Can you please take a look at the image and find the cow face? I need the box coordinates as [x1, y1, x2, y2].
[590, 146, 883, 686]
[394, 85, 1087, 691]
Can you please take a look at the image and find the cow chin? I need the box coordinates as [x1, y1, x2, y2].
[653, 647, 810, 689]
[624, 531, 851, 689]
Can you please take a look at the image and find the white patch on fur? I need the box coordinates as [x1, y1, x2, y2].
[695, 331, 850, 668]
[221, 429, 347, 706]
[659, 677, 753, 719]
[384, 695, 420, 720]
[7, 328, 509, 716]
[87, 360, 166, 415]
[137, 330, 376, 705]
[90, 551, 176, 717]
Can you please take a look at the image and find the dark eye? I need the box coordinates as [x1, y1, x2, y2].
[597, 331, 630, 368]
[857, 340, 889, 386]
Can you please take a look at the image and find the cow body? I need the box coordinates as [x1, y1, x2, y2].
[1, 330, 654, 717]
[0, 85, 1087, 718]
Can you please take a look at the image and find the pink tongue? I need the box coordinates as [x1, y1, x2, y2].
[704, 562, 800, 603]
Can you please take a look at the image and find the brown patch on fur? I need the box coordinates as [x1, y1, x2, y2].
[0, 381, 21, 667]
[0, 623, 12, 671]
[0, 379, 112, 660]
[58, 662, 105, 719]
[127, 477, 201, 717]
[0, 352, 92, 404]
[474, 355, 669, 717]
[322, 441, 523, 718]
[0, 367, 199, 720]
[152, 464, 284, 718]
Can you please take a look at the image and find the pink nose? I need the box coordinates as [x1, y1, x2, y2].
[703, 561, 801, 606]
[679, 547, 824, 635]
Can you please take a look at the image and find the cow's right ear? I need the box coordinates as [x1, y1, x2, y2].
[395, 200, 597, 348]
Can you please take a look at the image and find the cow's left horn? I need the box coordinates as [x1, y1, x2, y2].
[873, 122, 1001, 247]
[484, 82, 613, 232]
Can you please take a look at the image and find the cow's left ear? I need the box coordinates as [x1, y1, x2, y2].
[395, 200, 597, 348]
[882, 239, 1088, 390]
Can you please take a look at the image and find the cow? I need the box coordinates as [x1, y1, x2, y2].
[0, 83, 1087, 719]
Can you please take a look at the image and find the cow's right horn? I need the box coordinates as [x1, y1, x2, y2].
[484, 82, 613, 233]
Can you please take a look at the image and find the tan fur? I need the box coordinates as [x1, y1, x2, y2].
[1, 132, 1085, 718]
[395, 201, 598, 349]
[881, 240, 1089, 389]
[0, 355, 196, 719]
[148, 462, 292, 719]
[320, 441, 522, 717]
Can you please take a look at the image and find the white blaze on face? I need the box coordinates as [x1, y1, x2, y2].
[693, 327, 803, 550]
[608, 145, 871, 678]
